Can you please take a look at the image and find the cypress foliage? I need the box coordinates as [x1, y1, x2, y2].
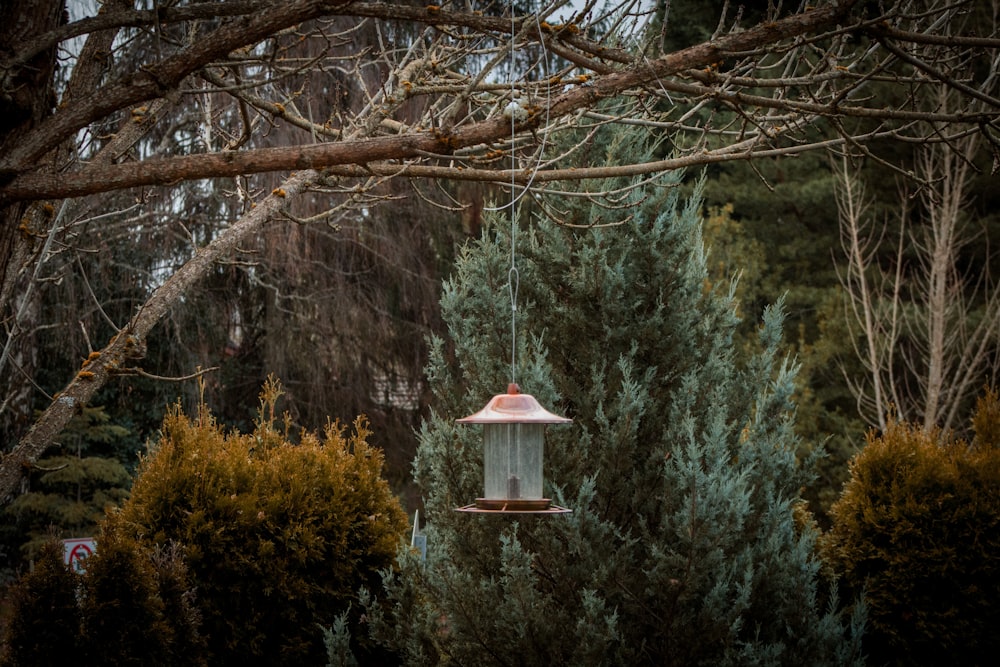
[2, 505, 207, 667]
[114, 377, 408, 666]
[2, 378, 404, 666]
[366, 153, 864, 664]
[77, 520, 175, 666]
[824, 388, 1000, 666]
[0, 540, 80, 667]
[149, 541, 208, 665]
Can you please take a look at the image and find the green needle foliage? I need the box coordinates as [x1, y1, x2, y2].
[365, 163, 864, 665]
[4, 406, 131, 560]
[824, 388, 1000, 666]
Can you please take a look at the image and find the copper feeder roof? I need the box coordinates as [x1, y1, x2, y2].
[456, 383, 572, 424]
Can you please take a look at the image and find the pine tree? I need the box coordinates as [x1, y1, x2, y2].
[4, 406, 131, 561]
[366, 154, 864, 664]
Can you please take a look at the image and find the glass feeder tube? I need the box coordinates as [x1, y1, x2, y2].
[456, 383, 571, 514]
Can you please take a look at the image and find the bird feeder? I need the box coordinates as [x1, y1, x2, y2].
[456, 383, 571, 514]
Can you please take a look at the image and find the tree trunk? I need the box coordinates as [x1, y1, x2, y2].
[0, 0, 63, 440]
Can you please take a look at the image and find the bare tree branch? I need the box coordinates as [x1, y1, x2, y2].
[0, 1, 854, 189]
[2, 0, 1000, 502]
[836, 94, 1000, 433]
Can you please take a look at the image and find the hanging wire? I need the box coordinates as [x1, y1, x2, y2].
[503, 2, 556, 386]
[509, 2, 519, 387]
[483, 8, 553, 216]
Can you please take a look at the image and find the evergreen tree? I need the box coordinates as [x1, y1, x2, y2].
[366, 161, 864, 664]
[78, 519, 175, 667]
[823, 388, 1000, 666]
[0, 540, 80, 667]
[113, 377, 408, 666]
[4, 406, 130, 560]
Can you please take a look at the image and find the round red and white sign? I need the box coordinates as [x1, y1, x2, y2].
[62, 537, 96, 573]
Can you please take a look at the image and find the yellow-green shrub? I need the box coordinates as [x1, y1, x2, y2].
[78, 518, 196, 666]
[114, 378, 407, 665]
[824, 389, 1000, 666]
[1, 540, 81, 667]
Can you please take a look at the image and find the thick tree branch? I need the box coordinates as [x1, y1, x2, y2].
[0, 125, 920, 201]
[5, 1, 273, 70]
[0, 170, 315, 503]
[4, 99, 987, 203]
[0, 0, 358, 179]
[0, 1, 857, 203]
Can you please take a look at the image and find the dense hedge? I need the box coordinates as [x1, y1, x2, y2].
[1, 379, 407, 666]
[1, 541, 80, 667]
[115, 379, 408, 665]
[824, 389, 1000, 666]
